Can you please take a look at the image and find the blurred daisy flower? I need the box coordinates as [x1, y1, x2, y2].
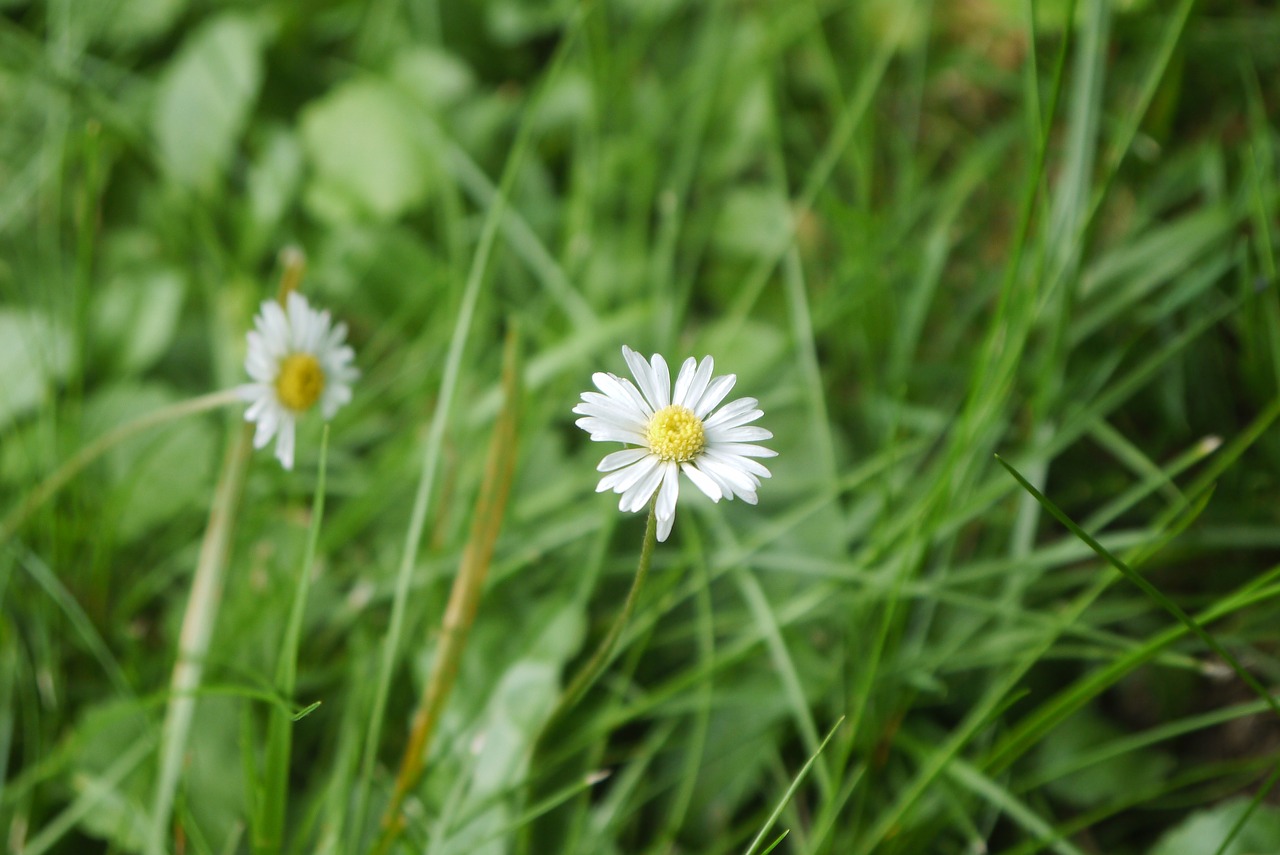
[239, 291, 358, 469]
[574, 345, 775, 541]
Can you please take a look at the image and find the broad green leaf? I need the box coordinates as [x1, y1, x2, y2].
[67, 701, 154, 852]
[152, 12, 265, 192]
[68, 699, 246, 852]
[82, 384, 215, 537]
[99, 0, 188, 47]
[300, 79, 439, 222]
[1034, 708, 1174, 808]
[90, 269, 185, 374]
[712, 187, 794, 260]
[1149, 800, 1280, 855]
[243, 127, 304, 257]
[0, 309, 75, 430]
[390, 47, 476, 112]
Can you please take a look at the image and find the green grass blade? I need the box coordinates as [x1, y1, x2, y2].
[996, 454, 1280, 724]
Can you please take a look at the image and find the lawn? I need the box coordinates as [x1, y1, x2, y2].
[2, 1, 1280, 853]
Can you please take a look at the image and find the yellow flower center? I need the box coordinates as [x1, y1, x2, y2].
[646, 405, 705, 462]
[275, 353, 326, 413]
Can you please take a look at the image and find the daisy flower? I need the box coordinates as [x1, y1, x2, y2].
[239, 291, 358, 470]
[574, 345, 776, 541]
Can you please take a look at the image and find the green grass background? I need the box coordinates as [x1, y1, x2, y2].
[3, 0, 1280, 853]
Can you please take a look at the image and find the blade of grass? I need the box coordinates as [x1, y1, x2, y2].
[1085, 0, 1197, 231]
[733, 566, 832, 800]
[23, 736, 155, 855]
[13, 548, 130, 696]
[349, 21, 578, 843]
[368, 330, 521, 855]
[1025, 691, 1280, 793]
[742, 716, 843, 855]
[852, 470, 1208, 855]
[653, 521, 716, 850]
[898, 731, 1088, 855]
[1213, 761, 1280, 855]
[996, 454, 1280, 723]
[727, 0, 915, 326]
[757, 831, 789, 855]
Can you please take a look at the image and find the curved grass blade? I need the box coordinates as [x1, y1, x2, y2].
[995, 453, 1280, 724]
[742, 716, 844, 855]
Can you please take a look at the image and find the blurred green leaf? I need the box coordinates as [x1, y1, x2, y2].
[1149, 799, 1280, 855]
[300, 79, 439, 222]
[700, 318, 788, 386]
[0, 309, 75, 431]
[1034, 708, 1174, 808]
[67, 700, 153, 851]
[713, 187, 794, 260]
[390, 47, 476, 112]
[82, 384, 215, 537]
[99, 0, 188, 48]
[67, 698, 246, 852]
[152, 12, 265, 192]
[90, 269, 185, 374]
[243, 127, 303, 258]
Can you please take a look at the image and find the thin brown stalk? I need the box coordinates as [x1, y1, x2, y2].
[369, 330, 522, 855]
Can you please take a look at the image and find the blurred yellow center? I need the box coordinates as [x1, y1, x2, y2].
[276, 353, 325, 412]
[646, 405, 705, 462]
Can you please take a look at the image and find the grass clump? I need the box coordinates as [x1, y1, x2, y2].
[2, 1, 1280, 853]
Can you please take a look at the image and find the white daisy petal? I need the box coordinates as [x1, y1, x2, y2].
[245, 333, 277, 381]
[671, 357, 698, 408]
[275, 417, 296, 470]
[574, 397, 648, 432]
[709, 442, 778, 459]
[326, 321, 349, 351]
[620, 460, 666, 512]
[649, 353, 671, 409]
[697, 454, 758, 495]
[656, 512, 674, 542]
[260, 301, 289, 351]
[682, 356, 714, 413]
[574, 418, 648, 446]
[692, 460, 740, 501]
[681, 461, 722, 501]
[656, 461, 679, 523]
[707, 424, 774, 444]
[596, 455, 658, 494]
[622, 346, 663, 411]
[238, 382, 266, 404]
[598, 448, 651, 472]
[693, 374, 737, 419]
[244, 392, 272, 422]
[703, 397, 761, 428]
[704, 448, 773, 480]
[252, 406, 279, 449]
[321, 384, 353, 419]
[577, 345, 773, 540]
[592, 372, 653, 419]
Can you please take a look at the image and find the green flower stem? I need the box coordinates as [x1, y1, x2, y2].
[255, 426, 330, 855]
[553, 500, 657, 721]
[0, 388, 242, 546]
